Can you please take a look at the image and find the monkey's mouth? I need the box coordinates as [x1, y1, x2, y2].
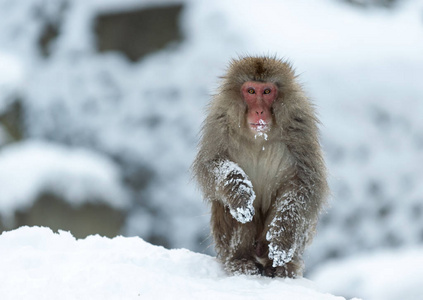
[250, 120, 269, 132]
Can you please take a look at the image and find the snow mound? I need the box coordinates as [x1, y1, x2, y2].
[0, 226, 351, 300]
[0, 141, 129, 219]
[310, 247, 423, 300]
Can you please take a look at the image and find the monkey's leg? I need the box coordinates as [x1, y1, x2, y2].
[211, 201, 261, 276]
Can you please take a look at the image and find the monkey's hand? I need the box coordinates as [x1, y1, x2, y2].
[226, 182, 256, 224]
[267, 240, 296, 267]
[214, 160, 256, 223]
[265, 190, 303, 267]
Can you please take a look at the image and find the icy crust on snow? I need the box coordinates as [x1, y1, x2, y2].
[0, 141, 130, 218]
[213, 160, 256, 223]
[0, 226, 351, 300]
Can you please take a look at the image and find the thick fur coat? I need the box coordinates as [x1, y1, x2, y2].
[192, 56, 329, 277]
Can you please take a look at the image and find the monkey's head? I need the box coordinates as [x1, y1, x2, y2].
[220, 56, 297, 138]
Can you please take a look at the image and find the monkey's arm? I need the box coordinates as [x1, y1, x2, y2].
[193, 107, 256, 223]
[267, 96, 329, 269]
[266, 181, 319, 268]
[212, 160, 256, 223]
[193, 156, 256, 224]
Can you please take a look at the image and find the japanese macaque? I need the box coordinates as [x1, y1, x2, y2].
[192, 56, 329, 278]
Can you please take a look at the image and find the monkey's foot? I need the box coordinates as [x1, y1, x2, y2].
[275, 262, 300, 278]
[263, 259, 304, 278]
[225, 258, 261, 276]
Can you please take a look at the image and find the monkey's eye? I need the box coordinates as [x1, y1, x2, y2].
[247, 88, 255, 94]
[264, 89, 271, 94]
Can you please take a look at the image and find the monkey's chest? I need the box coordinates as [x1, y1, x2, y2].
[231, 143, 294, 213]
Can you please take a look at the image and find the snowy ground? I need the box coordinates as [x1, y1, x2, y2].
[0, 226, 352, 300]
[310, 247, 423, 300]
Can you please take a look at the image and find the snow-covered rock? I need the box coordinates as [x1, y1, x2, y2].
[0, 141, 129, 220]
[0, 226, 352, 300]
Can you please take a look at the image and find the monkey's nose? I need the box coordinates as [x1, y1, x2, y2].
[256, 111, 264, 115]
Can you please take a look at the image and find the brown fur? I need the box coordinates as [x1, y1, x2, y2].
[192, 56, 329, 277]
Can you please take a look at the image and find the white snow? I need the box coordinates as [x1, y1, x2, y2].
[253, 119, 269, 140]
[268, 241, 297, 268]
[230, 204, 255, 224]
[0, 141, 129, 219]
[310, 247, 423, 300]
[0, 52, 23, 91]
[0, 226, 350, 300]
[0, 51, 24, 114]
[254, 131, 269, 141]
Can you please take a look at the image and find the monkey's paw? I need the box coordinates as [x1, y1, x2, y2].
[227, 183, 256, 223]
[268, 242, 296, 267]
[214, 160, 256, 223]
[225, 258, 261, 276]
[229, 202, 255, 224]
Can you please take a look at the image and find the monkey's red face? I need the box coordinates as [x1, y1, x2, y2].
[241, 81, 277, 133]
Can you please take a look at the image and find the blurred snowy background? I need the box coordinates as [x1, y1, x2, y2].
[0, 0, 422, 299]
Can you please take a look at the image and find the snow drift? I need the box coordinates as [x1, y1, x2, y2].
[310, 247, 423, 300]
[0, 226, 351, 300]
[0, 141, 129, 220]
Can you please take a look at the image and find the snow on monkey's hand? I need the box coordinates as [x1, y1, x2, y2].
[228, 190, 255, 224]
[214, 160, 256, 223]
